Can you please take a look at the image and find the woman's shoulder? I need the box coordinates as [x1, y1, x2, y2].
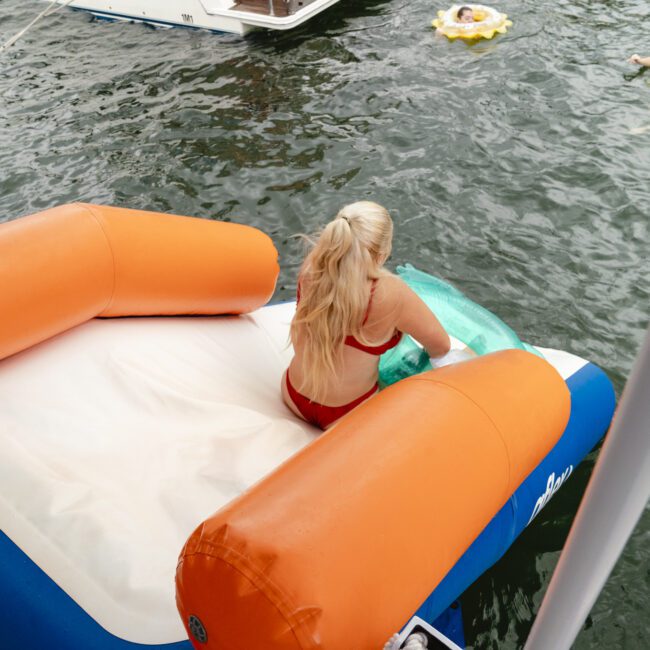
[376, 272, 408, 292]
[373, 273, 409, 309]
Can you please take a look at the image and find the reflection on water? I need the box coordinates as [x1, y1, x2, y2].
[1, 0, 649, 646]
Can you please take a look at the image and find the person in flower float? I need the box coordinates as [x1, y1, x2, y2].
[457, 5, 474, 23]
[282, 201, 451, 430]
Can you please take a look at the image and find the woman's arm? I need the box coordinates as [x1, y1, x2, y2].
[393, 278, 451, 358]
[629, 54, 650, 67]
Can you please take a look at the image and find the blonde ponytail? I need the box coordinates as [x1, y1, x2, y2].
[290, 201, 393, 401]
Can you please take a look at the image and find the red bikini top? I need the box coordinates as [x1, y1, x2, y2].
[297, 278, 402, 356]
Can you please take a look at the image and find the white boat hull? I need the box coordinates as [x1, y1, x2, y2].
[50, 0, 342, 35]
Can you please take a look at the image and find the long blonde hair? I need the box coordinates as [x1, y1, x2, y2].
[290, 201, 393, 400]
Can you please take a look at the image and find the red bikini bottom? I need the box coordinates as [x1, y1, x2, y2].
[285, 371, 378, 430]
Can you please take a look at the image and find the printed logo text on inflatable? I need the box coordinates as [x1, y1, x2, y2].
[527, 466, 573, 525]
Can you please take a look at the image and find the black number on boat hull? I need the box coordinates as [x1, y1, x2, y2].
[182, 13, 194, 23]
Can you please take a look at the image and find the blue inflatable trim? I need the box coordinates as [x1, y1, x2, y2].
[432, 600, 466, 648]
[0, 527, 191, 650]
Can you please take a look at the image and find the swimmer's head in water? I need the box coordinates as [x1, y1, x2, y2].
[457, 6, 474, 23]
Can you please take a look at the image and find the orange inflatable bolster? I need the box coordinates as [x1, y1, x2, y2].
[0, 203, 279, 361]
[176, 350, 571, 650]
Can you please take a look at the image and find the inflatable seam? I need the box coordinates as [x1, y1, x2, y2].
[407, 376, 512, 498]
[181, 542, 317, 649]
[79, 203, 117, 316]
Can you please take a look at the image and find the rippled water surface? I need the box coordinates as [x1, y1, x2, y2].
[1, 0, 649, 647]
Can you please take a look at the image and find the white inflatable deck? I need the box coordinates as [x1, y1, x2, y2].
[0, 304, 314, 643]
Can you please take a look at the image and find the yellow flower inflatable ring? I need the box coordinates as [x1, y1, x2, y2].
[432, 4, 512, 40]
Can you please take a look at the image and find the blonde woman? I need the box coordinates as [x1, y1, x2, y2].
[282, 201, 451, 430]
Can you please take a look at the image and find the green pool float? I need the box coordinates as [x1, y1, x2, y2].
[379, 264, 541, 386]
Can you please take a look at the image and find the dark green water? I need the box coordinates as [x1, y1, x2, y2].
[1, 0, 648, 647]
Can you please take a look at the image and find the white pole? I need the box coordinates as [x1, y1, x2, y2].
[525, 324, 650, 650]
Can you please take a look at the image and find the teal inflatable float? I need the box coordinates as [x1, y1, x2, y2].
[379, 264, 541, 386]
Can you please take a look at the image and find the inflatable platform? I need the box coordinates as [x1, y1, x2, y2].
[0, 205, 615, 649]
